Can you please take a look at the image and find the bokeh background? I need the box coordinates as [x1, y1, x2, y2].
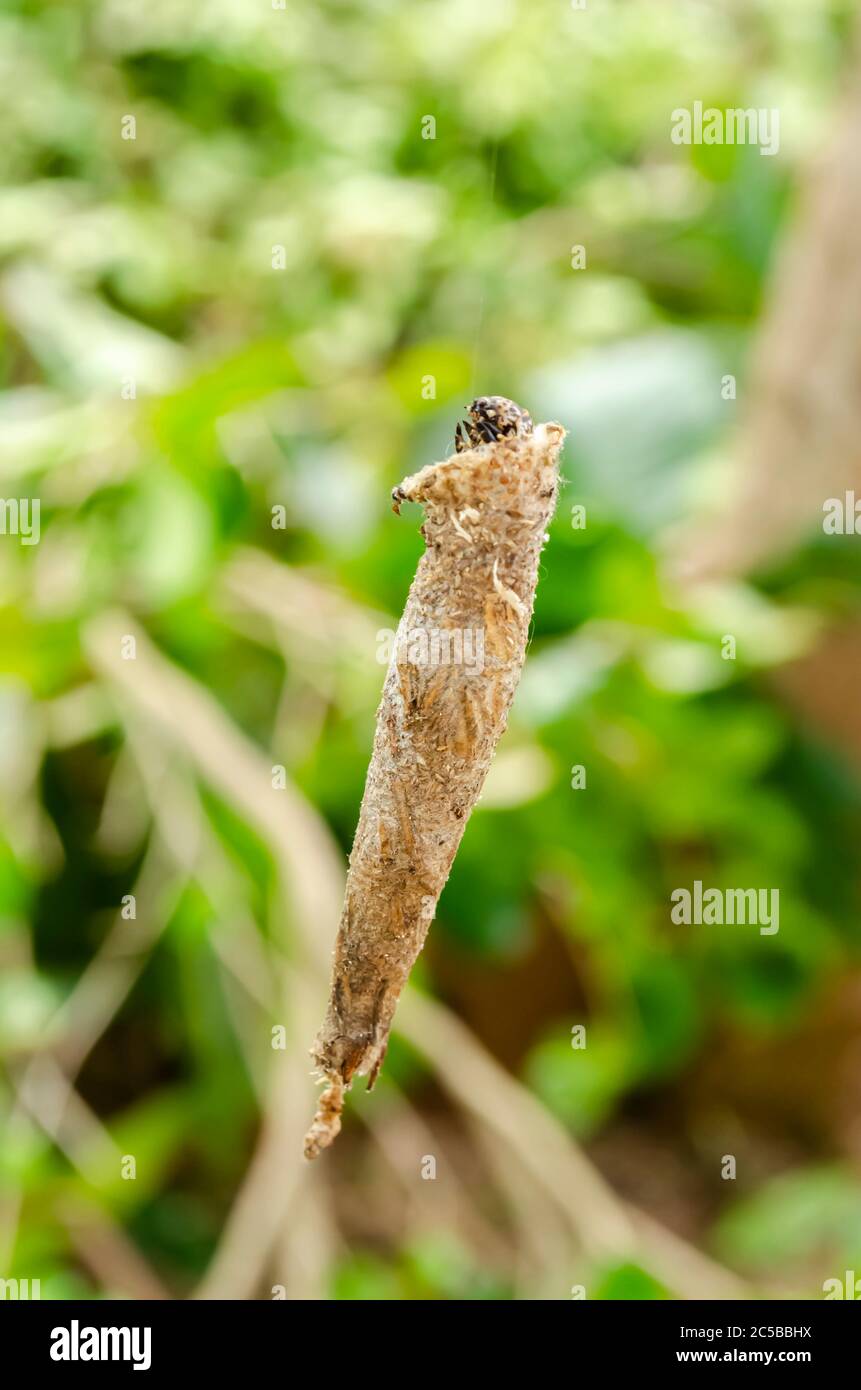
[2, 0, 861, 1301]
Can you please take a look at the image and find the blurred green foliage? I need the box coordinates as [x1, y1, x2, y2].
[1, 0, 860, 1300]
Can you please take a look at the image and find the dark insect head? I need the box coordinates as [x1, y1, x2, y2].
[454, 396, 534, 453]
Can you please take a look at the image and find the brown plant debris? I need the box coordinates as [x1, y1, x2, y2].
[304, 403, 565, 1158]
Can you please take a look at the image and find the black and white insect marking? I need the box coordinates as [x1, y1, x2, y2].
[454, 396, 534, 453]
[392, 397, 535, 513]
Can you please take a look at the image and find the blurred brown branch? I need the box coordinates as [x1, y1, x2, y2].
[82, 605, 753, 1299]
[667, 37, 861, 581]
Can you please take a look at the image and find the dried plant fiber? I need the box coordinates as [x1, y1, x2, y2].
[304, 415, 565, 1158]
